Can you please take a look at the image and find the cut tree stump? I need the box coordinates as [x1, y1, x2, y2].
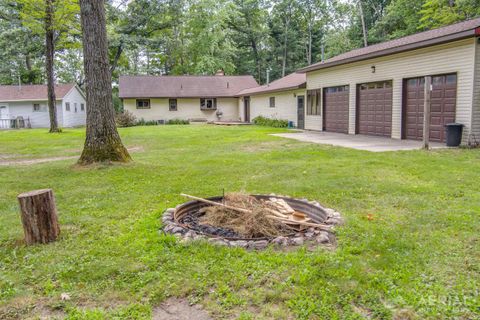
[17, 189, 60, 245]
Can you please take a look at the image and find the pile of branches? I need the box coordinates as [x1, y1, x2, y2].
[198, 193, 292, 238]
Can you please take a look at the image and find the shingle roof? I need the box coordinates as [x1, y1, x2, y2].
[0, 84, 76, 101]
[299, 17, 480, 73]
[118, 75, 259, 98]
[237, 72, 306, 96]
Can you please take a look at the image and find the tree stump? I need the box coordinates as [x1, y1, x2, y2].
[17, 189, 60, 245]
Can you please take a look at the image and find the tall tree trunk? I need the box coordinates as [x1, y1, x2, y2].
[282, 18, 289, 77]
[250, 38, 261, 82]
[78, 0, 131, 165]
[45, 0, 60, 133]
[358, 0, 368, 47]
[307, 24, 312, 65]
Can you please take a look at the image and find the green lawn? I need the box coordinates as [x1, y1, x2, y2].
[0, 125, 479, 319]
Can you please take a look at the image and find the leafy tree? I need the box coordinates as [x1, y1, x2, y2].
[227, 0, 269, 82]
[420, 0, 480, 29]
[17, 0, 80, 132]
[370, 0, 426, 40]
[0, 0, 44, 85]
[298, 0, 328, 65]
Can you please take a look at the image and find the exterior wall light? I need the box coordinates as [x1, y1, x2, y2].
[371, 66, 376, 73]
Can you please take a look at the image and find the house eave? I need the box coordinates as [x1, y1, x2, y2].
[0, 99, 62, 103]
[238, 83, 306, 97]
[298, 30, 477, 74]
[118, 95, 239, 99]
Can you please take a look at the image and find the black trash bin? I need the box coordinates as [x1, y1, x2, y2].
[445, 123, 464, 147]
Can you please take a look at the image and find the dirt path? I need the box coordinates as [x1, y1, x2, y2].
[152, 298, 212, 320]
[0, 146, 144, 166]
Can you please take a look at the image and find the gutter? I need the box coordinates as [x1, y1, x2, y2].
[237, 83, 307, 97]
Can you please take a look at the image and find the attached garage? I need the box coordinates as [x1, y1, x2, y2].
[300, 18, 480, 144]
[323, 85, 349, 133]
[403, 74, 457, 142]
[356, 81, 393, 137]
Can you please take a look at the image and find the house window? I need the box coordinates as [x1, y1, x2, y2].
[169, 99, 177, 111]
[200, 98, 217, 110]
[65, 102, 70, 111]
[269, 97, 275, 108]
[136, 99, 151, 109]
[81, 103, 85, 111]
[33, 103, 44, 112]
[74, 103, 78, 113]
[307, 89, 321, 115]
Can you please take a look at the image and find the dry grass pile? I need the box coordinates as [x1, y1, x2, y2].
[199, 193, 292, 238]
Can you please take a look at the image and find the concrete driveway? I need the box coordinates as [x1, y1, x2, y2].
[272, 131, 446, 152]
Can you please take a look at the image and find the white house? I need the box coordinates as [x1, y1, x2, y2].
[118, 71, 307, 126]
[237, 72, 306, 128]
[0, 83, 86, 129]
[119, 72, 258, 123]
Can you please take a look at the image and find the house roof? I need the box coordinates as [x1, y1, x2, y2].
[237, 72, 306, 96]
[118, 75, 259, 98]
[0, 83, 76, 102]
[298, 17, 480, 73]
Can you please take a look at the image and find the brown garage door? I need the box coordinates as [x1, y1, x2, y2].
[357, 81, 392, 137]
[323, 85, 349, 133]
[404, 74, 456, 142]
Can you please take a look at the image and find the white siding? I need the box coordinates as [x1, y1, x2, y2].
[123, 97, 240, 122]
[61, 86, 86, 127]
[306, 38, 477, 140]
[471, 38, 480, 140]
[245, 89, 305, 125]
[4, 100, 62, 128]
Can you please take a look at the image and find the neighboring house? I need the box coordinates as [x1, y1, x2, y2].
[237, 73, 306, 128]
[298, 18, 480, 144]
[119, 73, 258, 123]
[0, 84, 86, 129]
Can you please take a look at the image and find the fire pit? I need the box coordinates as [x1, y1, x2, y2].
[161, 194, 343, 250]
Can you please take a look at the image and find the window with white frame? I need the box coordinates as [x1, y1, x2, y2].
[65, 102, 71, 111]
[200, 98, 217, 110]
[169, 99, 177, 111]
[136, 99, 151, 109]
[33, 103, 42, 112]
[269, 97, 275, 108]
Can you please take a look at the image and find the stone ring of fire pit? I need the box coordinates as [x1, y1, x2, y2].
[161, 194, 344, 250]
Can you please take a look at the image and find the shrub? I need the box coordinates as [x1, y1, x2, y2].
[144, 120, 158, 126]
[136, 118, 158, 126]
[252, 116, 288, 128]
[115, 110, 137, 127]
[167, 119, 190, 125]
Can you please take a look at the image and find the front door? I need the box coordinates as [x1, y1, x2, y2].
[244, 97, 250, 122]
[297, 95, 305, 129]
[0, 105, 8, 119]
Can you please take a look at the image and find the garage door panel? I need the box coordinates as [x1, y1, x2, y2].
[323, 85, 349, 134]
[432, 91, 443, 98]
[444, 103, 455, 112]
[403, 74, 457, 142]
[357, 81, 393, 137]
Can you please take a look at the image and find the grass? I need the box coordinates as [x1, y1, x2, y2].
[0, 125, 479, 319]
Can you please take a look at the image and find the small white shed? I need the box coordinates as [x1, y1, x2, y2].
[0, 84, 86, 129]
